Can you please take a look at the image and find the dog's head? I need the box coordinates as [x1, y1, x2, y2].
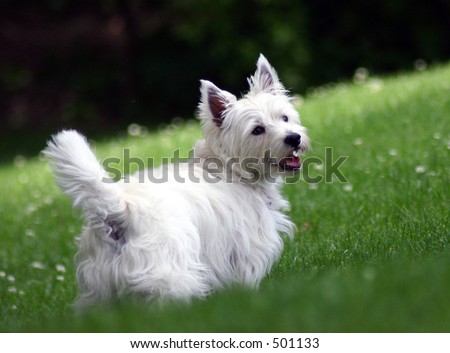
[198, 54, 310, 182]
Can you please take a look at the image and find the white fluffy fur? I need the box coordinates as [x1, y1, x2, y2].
[44, 54, 310, 308]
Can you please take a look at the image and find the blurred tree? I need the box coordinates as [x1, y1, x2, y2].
[302, 0, 450, 85]
[0, 0, 448, 134]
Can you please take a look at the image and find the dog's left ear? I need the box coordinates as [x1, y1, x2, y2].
[199, 80, 236, 127]
[248, 54, 285, 95]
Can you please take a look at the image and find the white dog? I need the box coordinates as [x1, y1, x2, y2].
[44, 55, 310, 308]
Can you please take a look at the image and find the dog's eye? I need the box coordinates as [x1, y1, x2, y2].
[282, 115, 289, 122]
[251, 126, 266, 136]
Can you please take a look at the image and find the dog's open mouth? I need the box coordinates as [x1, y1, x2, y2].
[279, 149, 302, 171]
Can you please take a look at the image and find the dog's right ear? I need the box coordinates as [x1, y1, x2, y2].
[199, 80, 236, 127]
[248, 54, 286, 95]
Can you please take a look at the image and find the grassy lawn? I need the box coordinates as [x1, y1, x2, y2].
[0, 64, 449, 332]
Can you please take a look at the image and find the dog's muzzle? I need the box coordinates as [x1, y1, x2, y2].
[279, 133, 302, 171]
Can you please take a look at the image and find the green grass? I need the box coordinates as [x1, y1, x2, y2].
[0, 64, 449, 332]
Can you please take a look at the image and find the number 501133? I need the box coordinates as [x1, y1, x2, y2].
[272, 338, 319, 349]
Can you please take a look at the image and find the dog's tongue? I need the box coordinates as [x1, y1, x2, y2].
[286, 155, 301, 169]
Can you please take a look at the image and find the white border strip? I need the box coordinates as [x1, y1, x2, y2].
[1, 333, 449, 353]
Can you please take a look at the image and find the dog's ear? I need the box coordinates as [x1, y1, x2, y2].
[199, 80, 236, 127]
[248, 54, 285, 95]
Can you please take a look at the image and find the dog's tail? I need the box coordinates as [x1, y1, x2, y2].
[44, 130, 127, 230]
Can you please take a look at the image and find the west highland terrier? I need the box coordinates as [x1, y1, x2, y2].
[44, 54, 310, 308]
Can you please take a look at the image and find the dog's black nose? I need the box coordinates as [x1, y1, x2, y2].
[284, 133, 301, 148]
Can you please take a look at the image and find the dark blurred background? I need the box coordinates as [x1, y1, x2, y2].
[1, 0, 449, 155]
